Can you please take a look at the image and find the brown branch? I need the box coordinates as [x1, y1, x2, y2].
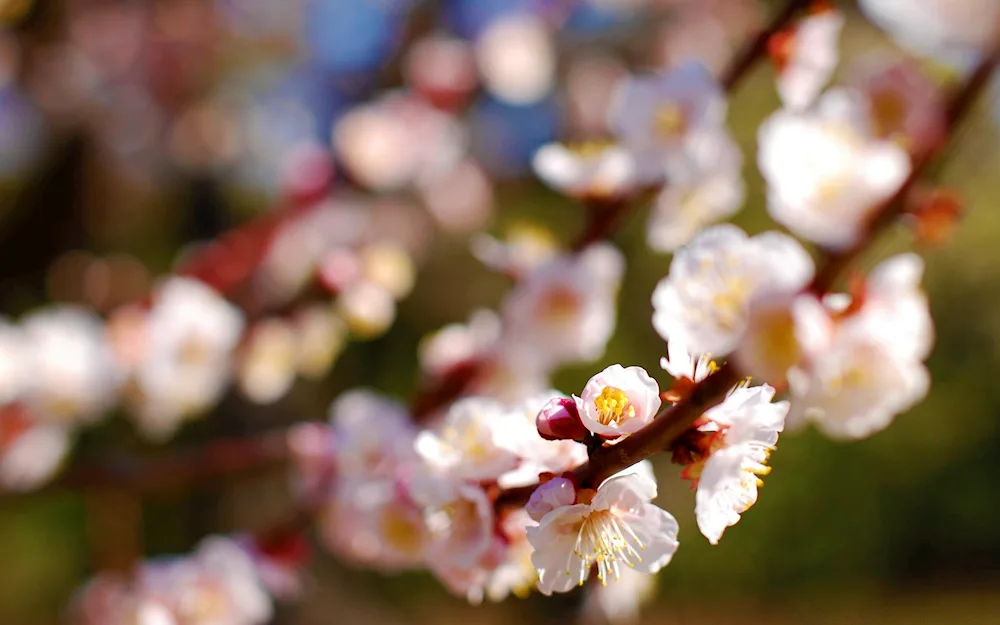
[4, 430, 291, 501]
[497, 37, 1000, 512]
[719, 0, 810, 91]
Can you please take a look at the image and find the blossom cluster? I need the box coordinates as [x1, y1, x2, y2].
[0, 196, 427, 491]
[56, 1, 998, 624]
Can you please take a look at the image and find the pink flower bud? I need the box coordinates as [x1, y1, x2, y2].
[526, 477, 576, 522]
[536, 396, 588, 442]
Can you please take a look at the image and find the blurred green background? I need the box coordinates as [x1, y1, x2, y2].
[1, 2, 1000, 624]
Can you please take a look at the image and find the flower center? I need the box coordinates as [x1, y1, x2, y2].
[871, 90, 907, 140]
[654, 102, 687, 139]
[569, 509, 645, 586]
[537, 285, 584, 324]
[380, 505, 425, 556]
[594, 386, 634, 426]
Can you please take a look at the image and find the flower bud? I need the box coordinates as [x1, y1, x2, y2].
[535, 396, 589, 442]
[526, 477, 576, 522]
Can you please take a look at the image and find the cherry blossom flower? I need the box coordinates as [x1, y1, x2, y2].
[237, 318, 298, 405]
[128, 278, 244, 440]
[475, 13, 556, 105]
[787, 255, 933, 439]
[320, 477, 429, 572]
[759, 88, 912, 251]
[500, 243, 624, 369]
[608, 61, 727, 179]
[575, 365, 661, 439]
[660, 339, 718, 385]
[74, 535, 273, 625]
[526, 462, 679, 594]
[418, 309, 501, 379]
[0, 405, 71, 491]
[679, 384, 789, 544]
[497, 392, 588, 488]
[531, 142, 642, 201]
[470, 221, 560, 278]
[857, 0, 1000, 65]
[645, 129, 745, 252]
[411, 476, 495, 572]
[651, 224, 814, 357]
[329, 389, 416, 477]
[415, 396, 522, 482]
[772, 8, 844, 110]
[847, 55, 947, 156]
[20, 306, 121, 424]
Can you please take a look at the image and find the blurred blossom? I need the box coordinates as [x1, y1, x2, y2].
[21, 306, 121, 425]
[238, 318, 299, 405]
[358, 242, 416, 299]
[471, 221, 560, 278]
[565, 53, 627, 136]
[415, 397, 522, 481]
[334, 92, 466, 192]
[292, 304, 347, 380]
[0, 407, 71, 492]
[847, 55, 948, 156]
[405, 34, 478, 110]
[368, 199, 435, 258]
[128, 278, 245, 440]
[858, 0, 1000, 66]
[338, 281, 396, 339]
[787, 254, 933, 439]
[471, 95, 559, 178]
[417, 158, 495, 234]
[418, 309, 501, 378]
[758, 88, 912, 250]
[475, 13, 556, 105]
[646, 129, 745, 252]
[772, 8, 844, 111]
[499, 243, 624, 369]
[608, 61, 727, 180]
[304, 0, 409, 74]
[532, 142, 643, 201]
[73, 535, 274, 625]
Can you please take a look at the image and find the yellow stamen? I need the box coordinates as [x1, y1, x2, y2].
[594, 386, 634, 426]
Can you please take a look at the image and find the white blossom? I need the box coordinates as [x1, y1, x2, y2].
[475, 14, 555, 105]
[329, 389, 416, 477]
[130, 278, 244, 440]
[758, 88, 912, 250]
[532, 142, 642, 200]
[20, 306, 121, 424]
[319, 477, 429, 572]
[237, 318, 298, 405]
[0, 411, 71, 492]
[857, 0, 1000, 65]
[646, 129, 745, 253]
[575, 365, 661, 439]
[608, 60, 727, 178]
[660, 339, 718, 385]
[582, 565, 657, 625]
[775, 9, 844, 110]
[527, 462, 678, 594]
[501, 243, 624, 369]
[686, 384, 789, 545]
[418, 309, 501, 378]
[787, 255, 933, 439]
[496, 392, 588, 489]
[414, 396, 522, 482]
[651, 224, 814, 357]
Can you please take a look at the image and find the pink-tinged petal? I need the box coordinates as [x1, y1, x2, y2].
[528, 506, 591, 595]
[617, 504, 680, 574]
[593, 471, 657, 513]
